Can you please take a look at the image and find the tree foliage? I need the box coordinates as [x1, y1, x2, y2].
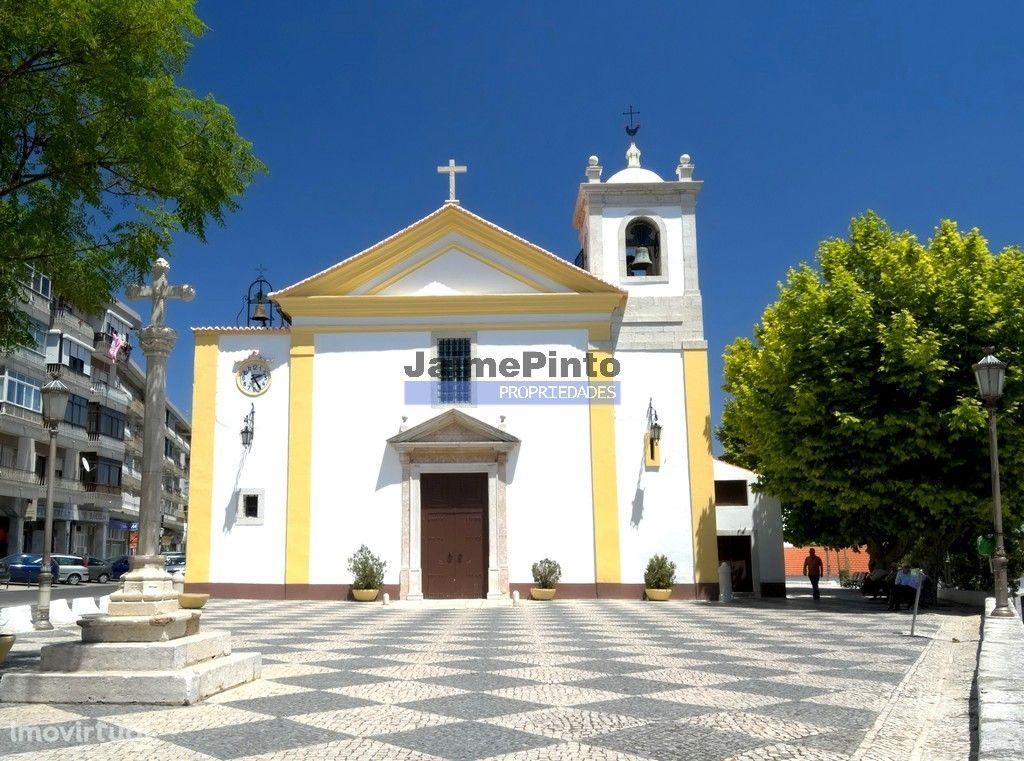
[0, 0, 264, 349]
[720, 213, 1024, 580]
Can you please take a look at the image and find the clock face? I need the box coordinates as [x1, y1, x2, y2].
[237, 360, 271, 396]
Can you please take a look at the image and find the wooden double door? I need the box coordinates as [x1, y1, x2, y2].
[421, 472, 488, 599]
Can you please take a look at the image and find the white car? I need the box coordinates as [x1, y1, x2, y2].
[52, 554, 89, 585]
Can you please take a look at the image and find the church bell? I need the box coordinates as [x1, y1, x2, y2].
[631, 246, 653, 272]
[251, 297, 269, 324]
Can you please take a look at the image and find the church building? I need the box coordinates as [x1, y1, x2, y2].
[185, 140, 721, 600]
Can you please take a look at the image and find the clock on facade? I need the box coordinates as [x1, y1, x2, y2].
[236, 357, 271, 396]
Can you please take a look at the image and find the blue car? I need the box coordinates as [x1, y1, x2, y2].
[110, 555, 130, 580]
[0, 554, 61, 584]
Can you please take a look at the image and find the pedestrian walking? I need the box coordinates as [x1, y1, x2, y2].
[803, 548, 824, 600]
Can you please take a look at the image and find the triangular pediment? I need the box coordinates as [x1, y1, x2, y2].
[270, 205, 624, 318]
[388, 409, 519, 446]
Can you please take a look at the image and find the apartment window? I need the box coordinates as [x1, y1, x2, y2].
[104, 312, 131, 339]
[27, 319, 47, 355]
[63, 338, 91, 375]
[22, 266, 51, 299]
[164, 437, 176, 459]
[89, 405, 124, 440]
[714, 480, 749, 506]
[436, 337, 472, 404]
[3, 371, 42, 412]
[235, 489, 264, 525]
[64, 394, 88, 428]
[82, 454, 121, 488]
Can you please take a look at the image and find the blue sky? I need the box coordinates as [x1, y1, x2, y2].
[159, 2, 1024, 445]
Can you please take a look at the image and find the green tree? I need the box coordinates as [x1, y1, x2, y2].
[720, 212, 1023, 582]
[0, 0, 264, 349]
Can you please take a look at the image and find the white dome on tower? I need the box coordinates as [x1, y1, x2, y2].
[606, 141, 663, 183]
[607, 166, 663, 183]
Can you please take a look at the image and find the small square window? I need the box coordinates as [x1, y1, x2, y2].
[235, 489, 265, 525]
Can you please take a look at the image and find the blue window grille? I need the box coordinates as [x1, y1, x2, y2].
[436, 338, 472, 404]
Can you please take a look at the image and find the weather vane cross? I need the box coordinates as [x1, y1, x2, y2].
[622, 105, 641, 138]
[437, 158, 467, 204]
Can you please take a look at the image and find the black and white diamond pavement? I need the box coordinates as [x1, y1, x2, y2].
[0, 595, 979, 760]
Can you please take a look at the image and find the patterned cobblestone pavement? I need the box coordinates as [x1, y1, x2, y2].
[0, 594, 979, 760]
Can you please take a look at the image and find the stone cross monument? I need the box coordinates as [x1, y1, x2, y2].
[125, 259, 195, 581]
[0, 257, 260, 705]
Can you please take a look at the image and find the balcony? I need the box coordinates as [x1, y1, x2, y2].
[0, 465, 86, 502]
[52, 308, 94, 342]
[127, 398, 144, 421]
[92, 332, 132, 364]
[90, 382, 129, 410]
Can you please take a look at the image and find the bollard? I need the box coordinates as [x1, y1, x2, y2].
[382, 593, 390, 606]
[512, 590, 520, 606]
[719, 562, 734, 603]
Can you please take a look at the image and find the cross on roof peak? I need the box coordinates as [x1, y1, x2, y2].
[437, 158, 467, 204]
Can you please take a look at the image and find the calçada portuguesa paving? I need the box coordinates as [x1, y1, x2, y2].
[0, 587, 979, 760]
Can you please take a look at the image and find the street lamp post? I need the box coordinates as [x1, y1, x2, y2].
[33, 372, 69, 630]
[972, 349, 1017, 619]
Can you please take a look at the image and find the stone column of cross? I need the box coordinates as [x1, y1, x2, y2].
[125, 258, 195, 567]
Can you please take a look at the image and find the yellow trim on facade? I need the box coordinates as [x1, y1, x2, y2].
[285, 329, 315, 585]
[195, 321, 613, 337]
[683, 348, 719, 585]
[275, 292, 624, 319]
[365, 242, 555, 295]
[184, 335, 218, 584]
[273, 205, 623, 298]
[588, 342, 620, 583]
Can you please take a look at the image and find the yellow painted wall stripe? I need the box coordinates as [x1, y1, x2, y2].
[285, 329, 315, 585]
[185, 335, 218, 584]
[683, 348, 719, 584]
[588, 345, 620, 583]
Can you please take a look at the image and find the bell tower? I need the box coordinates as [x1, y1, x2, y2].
[571, 127, 704, 348]
[571, 119, 719, 599]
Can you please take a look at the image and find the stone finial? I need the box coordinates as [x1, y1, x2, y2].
[499, 415, 507, 429]
[585, 155, 602, 183]
[626, 142, 642, 168]
[399, 415, 408, 432]
[676, 153, 694, 181]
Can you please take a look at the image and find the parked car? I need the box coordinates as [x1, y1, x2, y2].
[110, 555, 130, 580]
[0, 554, 60, 584]
[52, 554, 89, 585]
[86, 556, 112, 583]
[164, 554, 185, 574]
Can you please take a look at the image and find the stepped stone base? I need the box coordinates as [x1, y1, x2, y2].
[0, 631, 261, 705]
[78, 610, 200, 643]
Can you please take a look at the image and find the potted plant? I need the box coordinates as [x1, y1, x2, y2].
[530, 558, 561, 600]
[644, 554, 676, 601]
[348, 545, 386, 602]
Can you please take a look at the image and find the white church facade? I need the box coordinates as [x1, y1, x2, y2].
[185, 144, 724, 600]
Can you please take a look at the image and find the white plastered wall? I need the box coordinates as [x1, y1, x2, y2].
[614, 350, 694, 584]
[713, 459, 786, 593]
[207, 334, 291, 585]
[306, 326, 596, 587]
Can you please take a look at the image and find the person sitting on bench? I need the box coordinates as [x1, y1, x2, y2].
[860, 561, 889, 598]
[888, 562, 921, 611]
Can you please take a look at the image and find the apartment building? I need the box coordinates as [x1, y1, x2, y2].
[0, 266, 190, 559]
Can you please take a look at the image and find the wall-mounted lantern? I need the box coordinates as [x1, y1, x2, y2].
[645, 399, 662, 468]
[241, 404, 255, 448]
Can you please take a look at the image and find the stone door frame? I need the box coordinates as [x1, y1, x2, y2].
[403, 460, 506, 600]
[389, 410, 518, 601]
